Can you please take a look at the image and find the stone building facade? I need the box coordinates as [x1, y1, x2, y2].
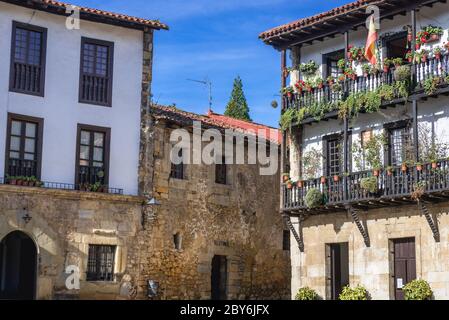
[130, 106, 290, 300]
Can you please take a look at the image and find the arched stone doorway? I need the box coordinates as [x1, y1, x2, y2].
[0, 231, 37, 300]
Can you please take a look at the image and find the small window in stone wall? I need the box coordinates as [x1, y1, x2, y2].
[283, 230, 290, 251]
[174, 233, 182, 250]
[86, 244, 116, 281]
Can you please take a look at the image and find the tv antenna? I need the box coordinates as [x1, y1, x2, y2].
[187, 77, 213, 113]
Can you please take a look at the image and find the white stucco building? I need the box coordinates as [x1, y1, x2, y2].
[0, 0, 167, 195]
[261, 0, 449, 300]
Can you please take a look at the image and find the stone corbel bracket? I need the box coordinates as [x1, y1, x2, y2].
[346, 205, 370, 247]
[283, 213, 306, 252]
[418, 201, 440, 242]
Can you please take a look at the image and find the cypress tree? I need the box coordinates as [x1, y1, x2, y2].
[224, 76, 252, 121]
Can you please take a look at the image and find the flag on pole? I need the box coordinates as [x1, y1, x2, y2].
[365, 15, 378, 65]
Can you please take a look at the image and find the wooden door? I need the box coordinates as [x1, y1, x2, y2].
[393, 238, 416, 300]
[211, 255, 227, 300]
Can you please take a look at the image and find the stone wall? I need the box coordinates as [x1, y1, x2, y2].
[132, 122, 291, 300]
[0, 186, 143, 300]
[290, 203, 449, 300]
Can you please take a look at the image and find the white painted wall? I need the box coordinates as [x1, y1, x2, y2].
[287, 2, 449, 180]
[0, 2, 143, 195]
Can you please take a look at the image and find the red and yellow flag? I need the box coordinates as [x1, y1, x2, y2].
[365, 15, 378, 65]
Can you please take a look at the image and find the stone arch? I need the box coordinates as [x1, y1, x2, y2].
[0, 230, 38, 299]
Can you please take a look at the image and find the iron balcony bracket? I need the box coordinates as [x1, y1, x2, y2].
[418, 201, 440, 242]
[346, 205, 370, 247]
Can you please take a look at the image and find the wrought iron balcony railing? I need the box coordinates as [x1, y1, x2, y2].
[283, 160, 449, 212]
[283, 53, 449, 121]
[0, 176, 123, 195]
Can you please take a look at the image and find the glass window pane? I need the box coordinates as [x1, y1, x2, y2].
[94, 132, 104, 147]
[25, 123, 36, 138]
[10, 136, 21, 151]
[24, 153, 34, 160]
[80, 145, 90, 160]
[25, 138, 35, 153]
[93, 147, 103, 162]
[11, 121, 21, 136]
[9, 151, 20, 159]
[93, 161, 103, 168]
[81, 131, 90, 145]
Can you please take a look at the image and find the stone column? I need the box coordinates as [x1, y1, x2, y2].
[138, 28, 155, 196]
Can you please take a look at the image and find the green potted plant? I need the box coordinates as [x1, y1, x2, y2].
[345, 67, 357, 80]
[282, 86, 294, 98]
[403, 279, 433, 300]
[361, 176, 378, 194]
[362, 64, 371, 77]
[332, 82, 342, 92]
[327, 76, 335, 85]
[425, 25, 443, 42]
[6, 175, 17, 185]
[423, 76, 441, 95]
[339, 285, 369, 300]
[299, 60, 319, 77]
[392, 57, 403, 68]
[337, 58, 346, 71]
[295, 287, 319, 300]
[383, 58, 392, 72]
[315, 77, 324, 89]
[433, 47, 443, 60]
[405, 51, 414, 63]
[386, 166, 394, 176]
[415, 162, 423, 171]
[305, 188, 323, 208]
[394, 65, 411, 82]
[412, 181, 427, 201]
[421, 49, 430, 63]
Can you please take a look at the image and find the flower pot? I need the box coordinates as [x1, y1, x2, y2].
[283, 175, 290, 182]
[22, 181, 29, 187]
[435, 53, 441, 60]
[430, 34, 440, 42]
[373, 170, 380, 177]
[364, 72, 369, 78]
[287, 92, 293, 99]
[287, 183, 293, 190]
[297, 181, 304, 188]
[328, 80, 334, 85]
[408, 57, 413, 63]
[350, 74, 357, 80]
[17, 180, 23, 186]
[415, 44, 421, 50]
[387, 170, 393, 176]
[306, 86, 313, 93]
[401, 164, 408, 172]
[318, 84, 324, 89]
[432, 162, 438, 169]
[416, 165, 423, 171]
[422, 56, 428, 63]
[8, 179, 17, 185]
[333, 175, 340, 182]
[29, 181, 35, 187]
[383, 66, 390, 73]
[320, 177, 326, 184]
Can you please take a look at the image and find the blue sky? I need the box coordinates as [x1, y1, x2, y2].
[75, 0, 349, 127]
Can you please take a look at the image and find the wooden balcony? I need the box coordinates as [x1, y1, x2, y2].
[283, 53, 449, 125]
[282, 160, 449, 213]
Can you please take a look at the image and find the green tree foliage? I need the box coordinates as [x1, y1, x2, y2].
[224, 76, 252, 121]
